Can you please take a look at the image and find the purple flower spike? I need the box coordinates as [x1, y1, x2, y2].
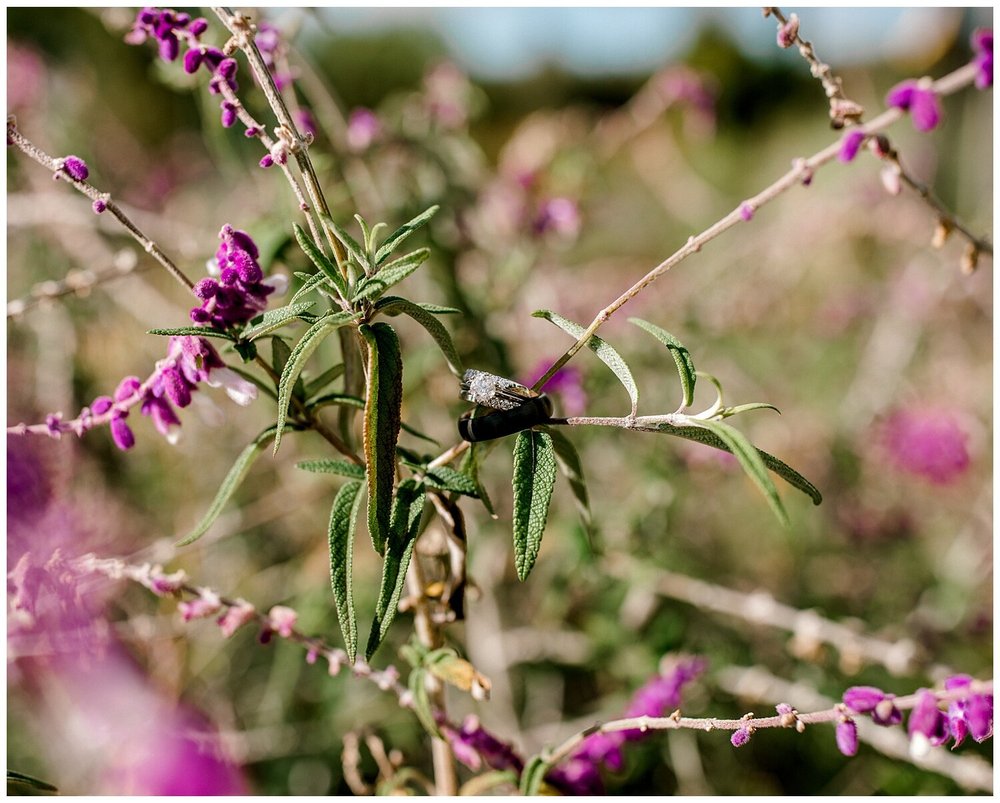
[188, 17, 208, 38]
[110, 414, 135, 451]
[836, 719, 859, 756]
[972, 28, 993, 89]
[91, 396, 114, 415]
[220, 101, 237, 129]
[838, 129, 866, 163]
[886, 79, 942, 132]
[183, 48, 203, 74]
[879, 409, 970, 485]
[115, 376, 142, 402]
[161, 366, 193, 408]
[61, 155, 89, 181]
[842, 686, 887, 713]
[966, 693, 993, 742]
[731, 727, 752, 747]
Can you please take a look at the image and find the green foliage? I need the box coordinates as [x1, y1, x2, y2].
[519, 755, 552, 796]
[327, 479, 365, 662]
[353, 247, 430, 302]
[542, 426, 593, 536]
[629, 317, 697, 408]
[511, 430, 558, 581]
[293, 223, 349, 299]
[376, 296, 464, 376]
[147, 326, 235, 341]
[243, 301, 318, 341]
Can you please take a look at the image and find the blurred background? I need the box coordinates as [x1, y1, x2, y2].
[7, 6, 993, 795]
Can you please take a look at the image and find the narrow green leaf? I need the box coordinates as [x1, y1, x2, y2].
[629, 317, 697, 408]
[355, 214, 374, 257]
[328, 479, 364, 663]
[400, 420, 439, 445]
[297, 458, 366, 479]
[226, 364, 278, 401]
[148, 326, 235, 341]
[722, 402, 781, 417]
[519, 755, 552, 796]
[656, 422, 822, 505]
[274, 311, 359, 453]
[688, 419, 788, 526]
[310, 392, 364, 410]
[420, 465, 480, 497]
[541, 427, 593, 536]
[411, 302, 460, 315]
[462, 441, 497, 516]
[360, 322, 404, 554]
[407, 666, 440, 737]
[376, 295, 463, 377]
[243, 301, 317, 341]
[374, 205, 439, 265]
[533, 310, 639, 416]
[511, 430, 557, 581]
[366, 479, 426, 659]
[7, 770, 58, 794]
[271, 335, 292, 379]
[290, 270, 333, 305]
[176, 427, 276, 546]
[303, 362, 345, 400]
[293, 223, 348, 299]
[353, 248, 430, 303]
[321, 215, 369, 272]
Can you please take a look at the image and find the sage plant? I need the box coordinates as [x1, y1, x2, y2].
[7, 6, 993, 796]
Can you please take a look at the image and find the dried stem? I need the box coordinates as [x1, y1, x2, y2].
[6, 119, 194, 292]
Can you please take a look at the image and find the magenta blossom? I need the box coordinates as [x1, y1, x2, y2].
[842, 685, 903, 726]
[885, 79, 941, 132]
[525, 362, 587, 417]
[532, 196, 581, 239]
[837, 129, 866, 163]
[945, 675, 993, 746]
[346, 107, 383, 152]
[835, 718, 859, 756]
[878, 409, 970, 485]
[971, 29, 993, 89]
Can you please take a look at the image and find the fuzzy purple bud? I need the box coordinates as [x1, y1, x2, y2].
[777, 13, 800, 48]
[183, 48, 203, 74]
[966, 693, 993, 742]
[258, 154, 274, 169]
[231, 249, 263, 283]
[92, 198, 107, 214]
[61, 155, 89, 181]
[91, 395, 114, 415]
[110, 414, 135, 451]
[217, 600, 256, 638]
[193, 278, 219, 300]
[886, 80, 942, 132]
[739, 202, 754, 221]
[220, 101, 237, 129]
[842, 686, 887, 713]
[838, 129, 866, 163]
[836, 718, 859, 756]
[161, 366, 193, 408]
[188, 17, 208, 37]
[972, 28, 993, 89]
[731, 727, 752, 747]
[158, 33, 179, 62]
[908, 690, 950, 748]
[114, 376, 142, 402]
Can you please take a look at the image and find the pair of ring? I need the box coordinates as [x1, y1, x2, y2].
[458, 369, 553, 442]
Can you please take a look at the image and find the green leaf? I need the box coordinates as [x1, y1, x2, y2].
[321, 215, 369, 273]
[366, 479, 426, 659]
[374, 205, 439, 266]
[400, 421, 439, 445]
[533, 310, 639, 416]
[419, 465, 480, 497]
[629, 317, 697, 408]
[722, 402, 781, 417]
[360, 322, 404, 554]
[147, 326, 235, 341]
[541, 427, 593, 537]
[293, 223, 348, 299]
[303, 362, 345, 400]
[310, 392, 364, 410]
[271, 335, 292, 380]
[176, 427, 276, 546]
[233, 340, 258, 363]
[462, 441, 497, 517]
[243, 301, 317, 341]
[274, 310, 359, 453]
[376, 295, 463, 376]
[407, 666, 440, 737]
[328, 479, 365, 663]
[511, 430, 557, 581]
[519, 755, 552, 796]
[353, 248, 430, 303]
[297, 458, 366, 480]
[686, 419, 788, 526]
[290, 269, 334, 305]
[7, 770, 58, 794]
[656, 422, 822, 505]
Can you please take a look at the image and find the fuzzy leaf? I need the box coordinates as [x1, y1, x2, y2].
[177, 427, 276, 546]
[366, 479, 426, 659]
[310, 392, 364, 410]
[274, 310, 359, 453]
[321, 214, 369, 273]
[7, 770, 58, 794]
[629, 317, 697, 408]
[360, 322, 404, 554]
[657, 422, 822, 505]
[374, 205, 439, 265]
[462, 441, 497, 516]
[293, 223, 349, 299]
[147, 326, 235, 341]
[353, 248, 430, 303]
[533, 310, 638, 415]
[541, 427, 593, 536]
[297, 458, 366, 480]
[328, 479, 365, 662]
[685, 419, 788, 525]
[303, 363, 346, 400]
[376, 295, 463, 376]
[511, 430, 557, 581]
[519, 755, 552, 797]
[420, 465, 480, 497]
[244, 301, 317, 341]
[723, 402, 781, 417]
[290, 269, 334, 305]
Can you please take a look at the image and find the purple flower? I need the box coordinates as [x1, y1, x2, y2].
[836, 718, 859, 756]
[346, 107, 382, 152]
[109, 413, 135, 451]
[908, 690, 950, 754]
[294, 108, 318, 139]
[776, 13, 800, 48]
[886, 79, 942, 132]
[879, 409, 970, 485]
[532, 197, 581, 239]
[178, 588, 222, 621]
[739, 202, 754, 221]
[525, 362, 587, 417]
[838, 129, 866, 163]
[843, 685, 903, 726]
[266, 605, 298, 638]
[217, 599, 256, 638]
[972, 28, 993, 89]
[442, 715, 524, 774]
[731, 727, 752, 747]
[60, 155, 89, 181]
[92, 198, 107, 214]
[945, 675, 993, 745]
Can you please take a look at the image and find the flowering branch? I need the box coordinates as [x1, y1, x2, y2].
[6, 119, 194, 291]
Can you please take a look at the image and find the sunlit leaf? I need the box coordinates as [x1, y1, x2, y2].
[176, 426, 276, 546]
[374, 205, 439, 266]
[321, 214, 369, 273]
[519, 755, 552, 796]
[147, 326, 235, 341]
[533, 309, 638, 415]
[360, 322, 404, 554]
[244, 301, 317, 341]
[376, 295, 463, 376]
[353, 248, 430, 303]
[297, 458, 366, 480]
[420, 465, 480, 497]
[629, 317, 697, 408]
[512, 430, 557, 581]
[290, 269, 334, 305]
[293, 223, 348, 299]
[328, 479, 365, 662]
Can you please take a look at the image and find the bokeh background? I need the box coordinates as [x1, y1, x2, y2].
[7, 6, 993, 795]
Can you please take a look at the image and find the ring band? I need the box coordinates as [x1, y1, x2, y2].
[458, 395, 554, 442]
[459, 369, 537, 412]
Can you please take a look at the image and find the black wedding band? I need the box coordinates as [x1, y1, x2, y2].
[458, 394, 554, 442]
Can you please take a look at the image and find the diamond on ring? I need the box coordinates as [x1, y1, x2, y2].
[460, 369, 536, 411]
